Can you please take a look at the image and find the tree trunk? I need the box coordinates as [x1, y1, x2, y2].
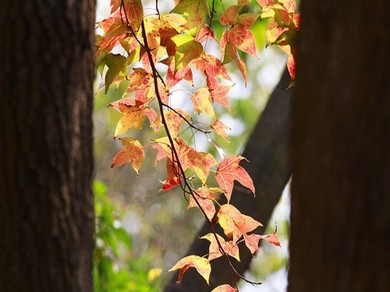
[289, 0, 390, 291]
[0, 1, 95, 291]
[165, 69, 292, 291]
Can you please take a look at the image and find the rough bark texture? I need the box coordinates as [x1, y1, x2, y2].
[0, 1, 95, 291]
[165, 69, 292, 291]
[289, 0, 390, 291]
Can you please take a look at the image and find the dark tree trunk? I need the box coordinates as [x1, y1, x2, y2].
[165, 69, 292, 291]
[289, 0, 390, 291]
[0, 1, 95, 291]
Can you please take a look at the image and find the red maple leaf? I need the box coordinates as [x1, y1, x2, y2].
[215, 155, 255, 201]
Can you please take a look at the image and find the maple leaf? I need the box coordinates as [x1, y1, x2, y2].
[220, 6, 240, 26]
[165, 109, 189, 138]
[109, 99, 148, 137]
[220, 24, 257, 58]
[111, 137, 144, 173]
[123, 0, 144, 31]
[217, 204, 262, 249]
[110, 0, 121, 13]
[201, 233, 240, 262]
[215, 155, 255, 201]
[126, 68, 151, 92]
[151, 137, 171, 165]
[187, 149, 217, 183]
[171, 0, 208, 34]
[208, 81, 232, 109]
[172, 35, 203, 69]
[114, 106, 144, 137]
[97, 11, 128, 53]
[195, 26, 217, 43]
[211, 119, 231, 142]
[260, 233, 281, 247]
[190, 88, 215, 118]
[238, 13, 260, 28]
[192, 54, 232, 90]
[259, 224, 281, 247]
[162, 56, 194, 88]
[222, 42, 248, 85]
[101, 53, 127, 93]
[169, 255, 211, 284]
[160, 158, 181, 191]
[211, 284, 239, 292]
[188, 186, 220, 220]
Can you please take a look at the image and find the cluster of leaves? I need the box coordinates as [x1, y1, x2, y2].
[96, 0, 298, 290]
[93, 180, 161, 291]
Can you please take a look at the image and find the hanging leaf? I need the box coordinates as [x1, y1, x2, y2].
[111, 137, 144, 173]
[168, 255, 211, 284]
[211, 284, 239, 292]
[215, 155, 255, 201]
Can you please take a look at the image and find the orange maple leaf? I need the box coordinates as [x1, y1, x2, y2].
[201, 233, 240, 262]
[187, 187, 219, 220]
[160, 158, 181, 191]
[217, 204, 262, 243]
[215, 155, 255, 201]
[211, 284, 239, 292]
[190, 88, 215, 118]
[211, 119, 231, 142]
[221, 24, 257, 58]
[169, 255, 211, 285]
[111, 137, 144, 173]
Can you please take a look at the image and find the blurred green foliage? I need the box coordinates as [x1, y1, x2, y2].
[93, 180, 161, 292]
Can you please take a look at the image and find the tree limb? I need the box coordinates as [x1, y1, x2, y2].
[164, 68, 292, 291]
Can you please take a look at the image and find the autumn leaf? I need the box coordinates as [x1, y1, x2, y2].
[195, 26, 217, 43]
[109, 99, 146, 137]
[208, 82, 232, 109]
[172, 34, 203, 69]
[169, 255, 211, 284]
[187, 149, 217, 183]
[123, 0, 144, 31]
[160, 158, 181, 191]
[260, 224, 281, 247]
[211, 119, 231, 142]
[171, 0, 208, 34]
[260, 233, 281, 247]
[192, 54, 232, 91]
[151, 137, 171, 165]
[211, 284, 239, 292]
[222, 42, 248, 85]
[220, 6, 240, 26]
[190, 88, 215, 118]
[188, 186, 220, 220]
[101, 53, 127, 93]
[215, 155, 255, 201]
[217, 204, 263, 254]
[111, 137, 144, 173]
[201, 233, 240, 262]
[165, 109, 189, 138]
[97, 10, 127, 53]
[220, 24, 257, 58]
[238, 13, 260, 28]
[126, 68, 151, 92]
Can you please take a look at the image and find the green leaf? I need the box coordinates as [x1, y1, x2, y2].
[171, 0, 208, 34]
[102, 53, 127, 93]
[172, 35, 203, 69]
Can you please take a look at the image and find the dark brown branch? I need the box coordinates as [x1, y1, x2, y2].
[164, 68, 292, 291]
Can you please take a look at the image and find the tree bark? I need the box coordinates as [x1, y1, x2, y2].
[289, 0, 390, 291]
[0, 1, 95, 291]
[165, 69, 292, 291]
